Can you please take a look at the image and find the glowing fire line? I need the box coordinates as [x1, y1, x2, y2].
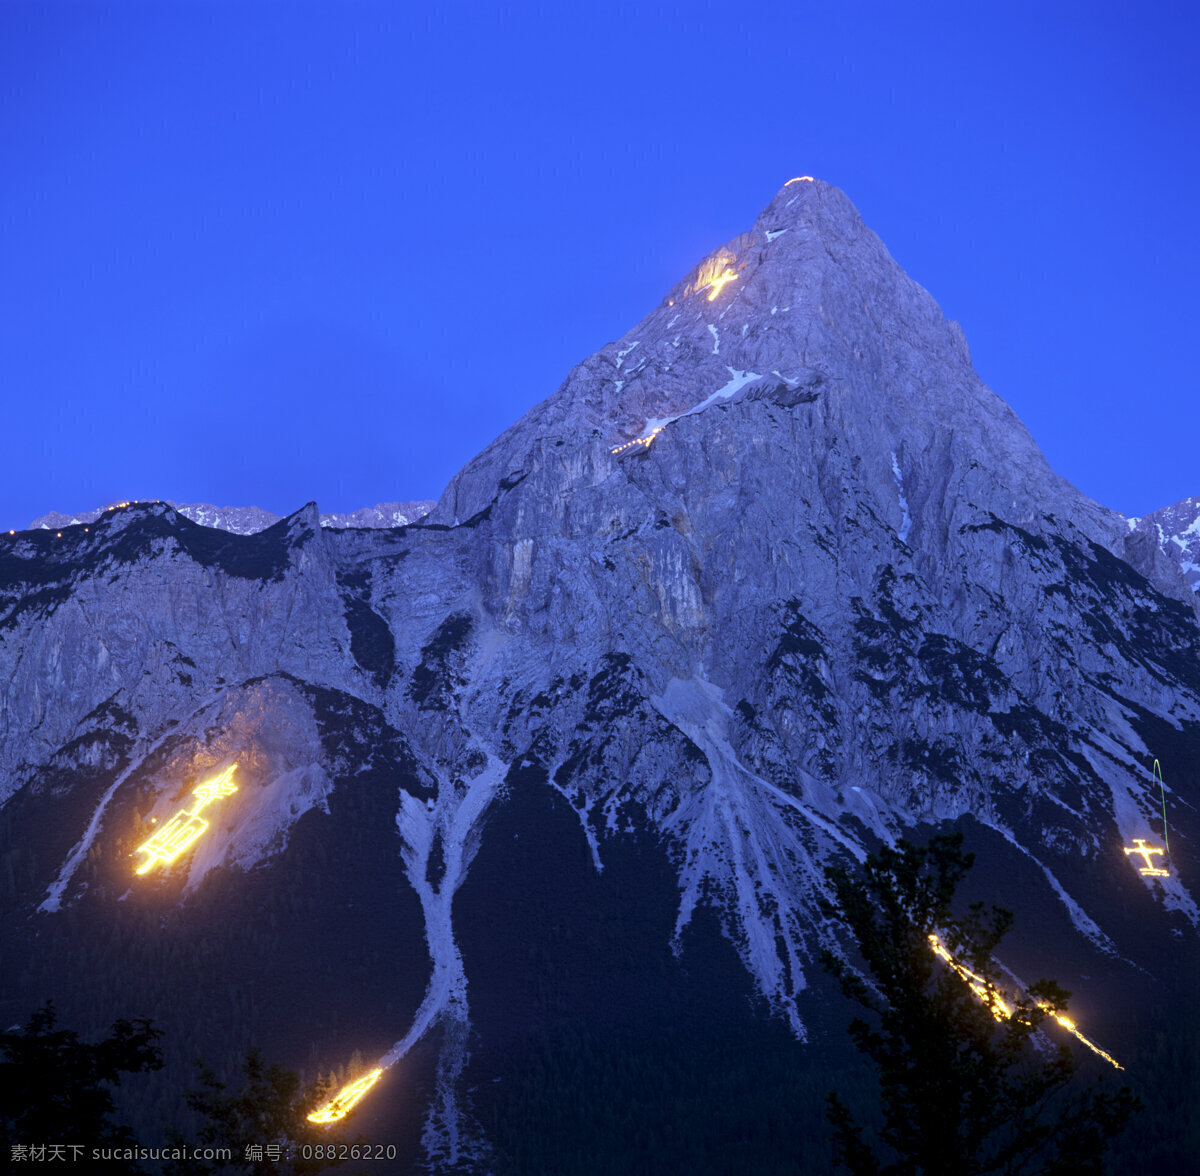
[307, 1068, 383, 1124]
[928, 934, 1122, 1070]
[611, 427, 663, 456]
[135, 764, 238, 875]
[929, 933, 1012, 1021]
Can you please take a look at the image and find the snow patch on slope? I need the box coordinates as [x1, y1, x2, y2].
[547, 766, 604, 873]
[385, 746, 507, 1062]
[41, 752, 153, 912]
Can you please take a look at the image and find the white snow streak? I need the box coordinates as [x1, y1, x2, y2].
[632, 368, 762, 444]
[686, 367, 763, 417]
[41, 757, 146, 911]
[890, 451, 912, 543]
[989, 823, 1125, 957]
[548, 768, 604, 873]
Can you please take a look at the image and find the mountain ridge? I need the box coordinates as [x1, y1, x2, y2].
[2, 178, 1196, 1171]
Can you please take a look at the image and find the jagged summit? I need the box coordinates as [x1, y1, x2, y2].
[1129, 495, 1200, 592]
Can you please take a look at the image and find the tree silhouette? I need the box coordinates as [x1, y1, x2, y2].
[0, 1001, 162, 1163]
[822, 833, 1140, 1174]
[165, 1047, 351, 1175]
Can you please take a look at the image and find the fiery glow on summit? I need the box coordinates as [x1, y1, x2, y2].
[928, 934, 1123, 1070]
[692, 255, 740, 302]
[703, 267, 738, 301]
[135, 764, 238, 875]
[785, 176, 814, 185]
[307, 1068, 383, 1124]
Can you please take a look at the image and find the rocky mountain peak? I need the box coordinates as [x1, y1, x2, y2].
[2, 177, 1198, 1170]
[431, 179, 1121, 561]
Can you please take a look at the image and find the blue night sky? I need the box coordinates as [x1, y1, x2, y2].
[2, 2, 1197, 531]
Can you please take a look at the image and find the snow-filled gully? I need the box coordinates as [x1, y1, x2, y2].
[382, 743, 508, 1167]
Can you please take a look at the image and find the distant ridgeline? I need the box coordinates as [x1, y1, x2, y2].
[27, 498, 436, 535]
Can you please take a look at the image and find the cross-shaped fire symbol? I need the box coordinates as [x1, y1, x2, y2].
[1124, 838, 1169, 877]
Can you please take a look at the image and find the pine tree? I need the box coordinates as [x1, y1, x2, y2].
[821, 833, 1140, 1175]
[165, 1047, 349, 1175]
[0, 1001, 162, 1167]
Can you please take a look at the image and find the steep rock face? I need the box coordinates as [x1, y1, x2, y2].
[1, 180, 1197, 1171]
[0, 503, 361, 798]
